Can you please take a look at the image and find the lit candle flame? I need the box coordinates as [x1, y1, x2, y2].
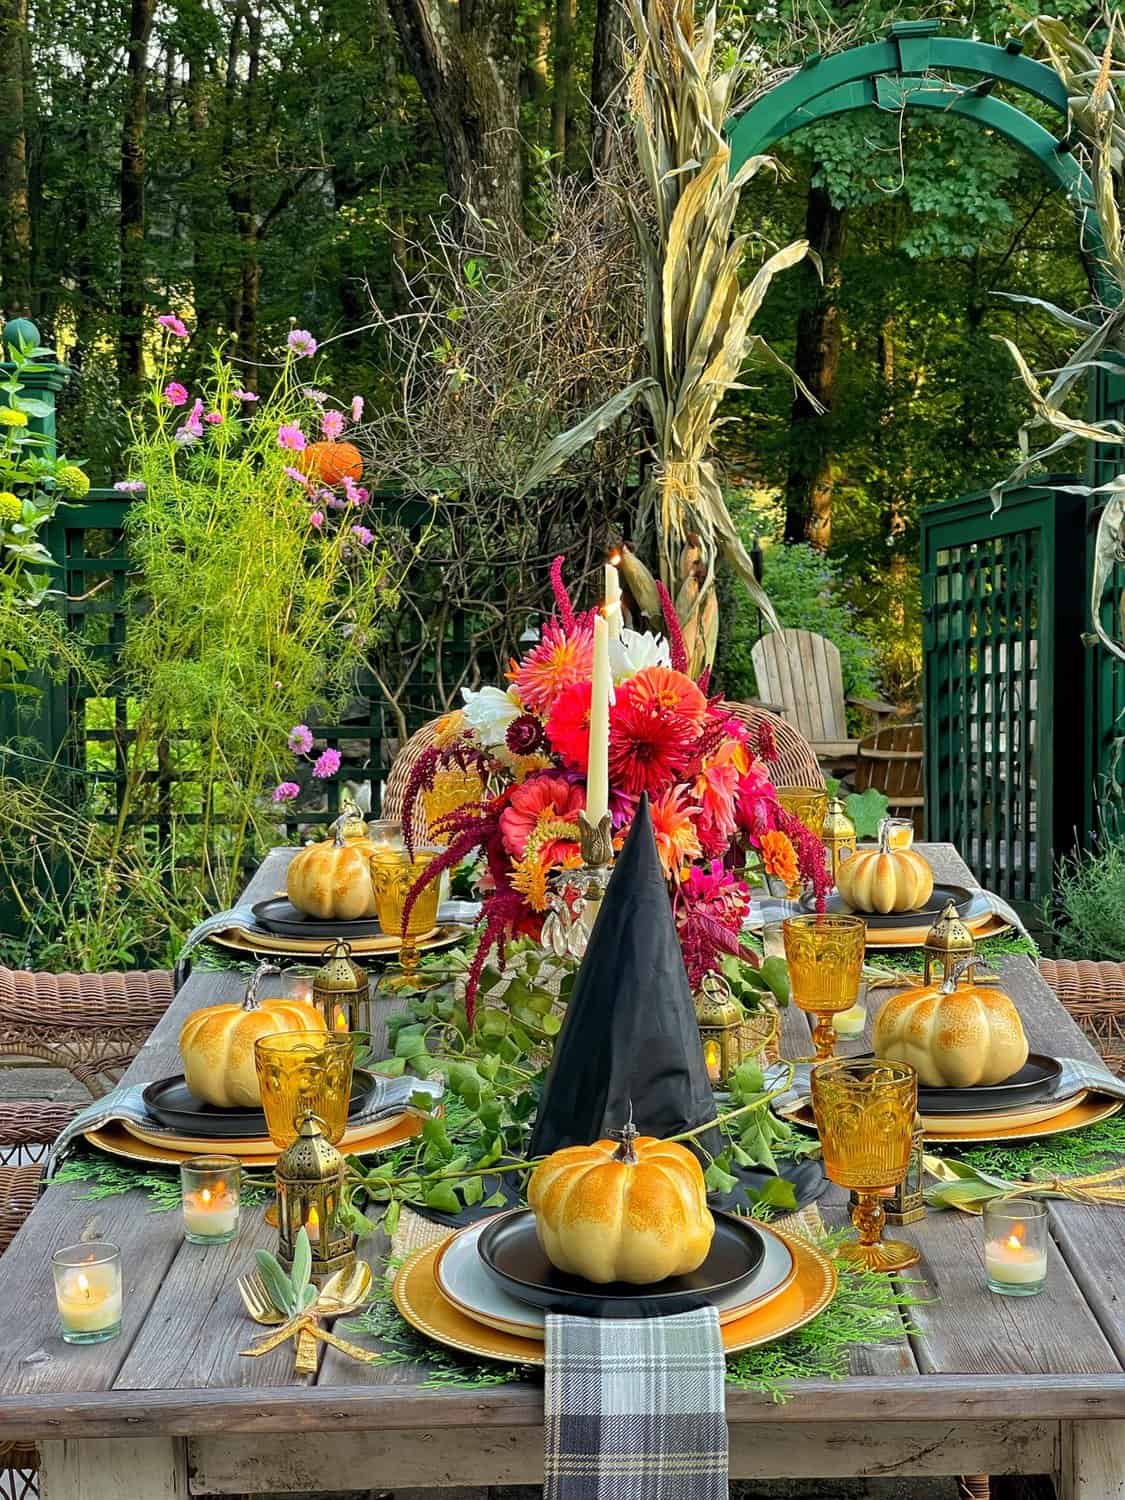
[1006, 1232, 1023, 1251]
[76, 1272, 90, 1299]
[333, 1007, 348, 1031]
[608, 548, 622, 566]
[305, 1205, 320, 1241]
[201, 1187, 212, 1206]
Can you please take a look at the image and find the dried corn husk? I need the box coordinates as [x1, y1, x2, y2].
[519, 0, 819, 667]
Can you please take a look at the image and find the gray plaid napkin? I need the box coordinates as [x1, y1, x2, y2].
[173, 905, 259, 990]
[544, 1307, 728, 1500]
[45, 1073, 443, 1176]
[743, 887, 1029, 939]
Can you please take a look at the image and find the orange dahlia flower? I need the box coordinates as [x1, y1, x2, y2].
[508, 619, 594, 714]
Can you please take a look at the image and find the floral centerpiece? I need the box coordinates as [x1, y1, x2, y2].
[400, 559, 829, 1015]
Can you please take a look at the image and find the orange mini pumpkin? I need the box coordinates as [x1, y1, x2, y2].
[528, 1123, 714, 1285]
[301, 441, 362, 486]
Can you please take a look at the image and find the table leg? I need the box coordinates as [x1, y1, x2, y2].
[39, 1437, 189, 1499]
[1057, 1420, 1125, 1500]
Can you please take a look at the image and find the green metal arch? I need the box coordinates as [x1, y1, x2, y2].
[727, 22, 1108, 284]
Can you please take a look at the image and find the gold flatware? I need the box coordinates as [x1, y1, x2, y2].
[238, 1260, 377, 1375]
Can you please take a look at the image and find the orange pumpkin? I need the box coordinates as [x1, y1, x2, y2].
[179, 965, 325, 1108]
[301, 441, 362, 486]
[528, 1125, 714, 1284]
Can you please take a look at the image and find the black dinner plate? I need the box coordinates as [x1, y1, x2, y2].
[814, 883, 975, 928]
[251, 897, 385, 940]
[476, 1208, 765, 1318]
[917, 1054, 1064, 1115]
[142, 1068, 379, 1139]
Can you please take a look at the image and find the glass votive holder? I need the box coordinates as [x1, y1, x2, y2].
[983, 1197, 1048, 1296]
[52, 1241, 122, 1344]
[278, 966, 317, 1006]
[180, 1155, 241, 1245]
[879, 816, 915, 850]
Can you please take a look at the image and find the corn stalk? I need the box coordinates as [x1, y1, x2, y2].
[519, 0, 819, 674]
[993, 12, 1125, 662]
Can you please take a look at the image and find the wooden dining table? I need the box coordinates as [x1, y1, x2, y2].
[2, 842, 1125, 1499]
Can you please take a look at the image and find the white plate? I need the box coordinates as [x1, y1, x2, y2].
[435, 1214, 797, 1339]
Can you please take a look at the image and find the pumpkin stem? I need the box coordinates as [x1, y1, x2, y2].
[243, 959, 282, 1010]
[610, 1101, 639, 1164]
[941, 955, 979, 994]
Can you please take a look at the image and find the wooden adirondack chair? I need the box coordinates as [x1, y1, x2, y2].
[749, 628, 899, 767]
[852, 721, 925, 837]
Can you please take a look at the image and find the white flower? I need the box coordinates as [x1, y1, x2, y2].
[460, 685, 521, 748]
[609, 628, 672, 683]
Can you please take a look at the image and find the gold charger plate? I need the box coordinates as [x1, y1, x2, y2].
[433, 1218, 800, 1340]
[778, 1093, 1122, 1144]
[392, 1226, 836, 1366]
[85, 1109, 424, 1167]
[120, 1106, 411, 1157]
[208, 922, 464, 960]
[863, 913, 1010, 949]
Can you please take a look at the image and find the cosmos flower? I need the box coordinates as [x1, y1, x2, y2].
[351, 395, 364, 422]
[157, 314, 189, 338]
[277, 424, 306, 451]
[322, 410, 345, 440]
[272, 781, 300, 803]
[163, 382, 188, 407]
[509, 617, 594, 714]
[234, 389, 259, 402]
[113, 480, 145, 494]
[312, 747, 341, 778]
[204, 410, 223, 425]
[351, 525, 374, 546]
[288, 329, 317, 358]
[309, 510, 324, 528]
[288, 724, 314, 754]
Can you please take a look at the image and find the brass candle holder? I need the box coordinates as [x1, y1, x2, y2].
[542, 811, 614, 960]
[311, 940, 369, 1033]
[694, 971, 747, 1086]
[922, 901, 975, 986]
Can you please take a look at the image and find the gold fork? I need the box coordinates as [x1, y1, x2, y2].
[237, 1261, 374, 1373]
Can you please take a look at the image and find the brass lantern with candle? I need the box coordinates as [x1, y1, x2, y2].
[922, 901, 975, 986]
[275, 1112, 355, 1281]
[822, 797, 857, 885]
[694, 972, 746, 1087]
[312, 940, 369, 1034]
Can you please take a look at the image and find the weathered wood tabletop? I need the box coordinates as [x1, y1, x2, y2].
[2, 843, 1124, 1499]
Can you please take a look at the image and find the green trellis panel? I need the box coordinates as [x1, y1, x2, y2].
[921, 482, 1087, 918]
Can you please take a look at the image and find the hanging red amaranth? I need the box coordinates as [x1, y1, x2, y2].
[655, 581, 688, 673]
[775, 806, 830, 911]
[756, 719, 777, 764]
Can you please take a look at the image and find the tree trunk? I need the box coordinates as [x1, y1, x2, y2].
[118, 0, 156, 393]
[232, 3, 261, 371]
[784, 179, 846, 551]
[0, 0, 32, 316]
[550, 0, 575, 162]
[523, 6, 551, 148]
[386, 0, 524, 236]
[591, 0, 628, 172]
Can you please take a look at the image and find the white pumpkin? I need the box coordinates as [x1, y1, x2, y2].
[872, 960, 1029, 1089]
[835, 823, 934, 915]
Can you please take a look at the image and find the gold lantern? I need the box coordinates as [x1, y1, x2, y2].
[822, 797, 857, 884]
[853, 1116, 926, 1227]
[922, 901, 975, 986]
[275, 1112, 356, 1281]
[312, 940, 369, 1034]
[694, 972, 746, 1087]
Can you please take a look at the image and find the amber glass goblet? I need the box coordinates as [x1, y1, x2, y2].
[775, 785, 830, 837]
[422, 769, 485, 846]
[812, 1057, 919, 1273]
[254, 1031, 355, 1224]
[369, 846, 441, 976]
[783, 914, 866, 1061]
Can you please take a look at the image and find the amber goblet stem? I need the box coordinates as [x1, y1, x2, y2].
[838, 1190, 920, 1273]
[399, 933, 420, 977]
[810, 1012, 839, 1061]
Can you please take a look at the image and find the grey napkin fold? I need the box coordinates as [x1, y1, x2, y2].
[45, 1073, 444, 1176]
[173, 905, 259, 990]
[544, 1306, 728, 1500]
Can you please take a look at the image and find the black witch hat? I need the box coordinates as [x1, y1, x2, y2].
[528, 793, 723, 1162]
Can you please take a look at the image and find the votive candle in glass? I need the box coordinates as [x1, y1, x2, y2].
[181, 1155, 241, 1244]
[983, 1198, 1048, 1296]
[52, 1242, 122, 1344]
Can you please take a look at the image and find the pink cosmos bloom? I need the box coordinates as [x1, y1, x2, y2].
[350, 395, 364, 423]
[327, 494, 347, 510]
[174, 427, 198, 445]
[163, 382, 188, 407]
[312, 747, 341, 779]
[321, 410, 345, 440]
[272, 781, 300, 803]
[309, 510, 324, 529]
[185, 398, 204, 435]
[302, 387, 329, 403]
[283, 465, 310, 486]
[287, 724, 314, 755]
[204, 410, 223, 425]
[234, 389, 259, 402]
[342, 477, 368, 505]
[277, 424, 307, 451]
[113, 480, 145, 494]
[351, 525, 374, 546]
[288, 329, 317, 358]
[157, 314, 189, 338]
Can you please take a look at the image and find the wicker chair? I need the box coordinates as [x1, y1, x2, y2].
[383, 701, 823, 821]
[1038, 959, 1125, 1076]
[0, 966, 174, 1098]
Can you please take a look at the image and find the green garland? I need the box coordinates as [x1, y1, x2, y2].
[341, 1233, 923, 1403]
[866, 931, 1038, 978]
[948, 1113, 1125, 1179]
[52, 1149, 275, 1211]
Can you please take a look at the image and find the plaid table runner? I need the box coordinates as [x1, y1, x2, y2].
[544, 1306, 728, 1500]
